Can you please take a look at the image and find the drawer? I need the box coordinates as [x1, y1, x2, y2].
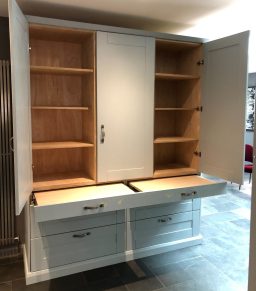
[132, 211, 194, 249]
[130, 200, 193, 221]
[33, 176, 225, 222]
[31, 223, 125, 271]
[30, 209, 125, 238]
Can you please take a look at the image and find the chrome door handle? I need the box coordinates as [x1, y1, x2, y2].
[83, 203, 104, 210]
[181, 191, 197, 197]
[73, 232, 91, 238]
[100, 125, 105, 143]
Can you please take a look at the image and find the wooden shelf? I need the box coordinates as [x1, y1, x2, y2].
[31, 66, 93, 75]
[155, 107, 198, 111]
[154, 137, 198, 144]
[32, 141, 94, 150]
[155, 73, 199, 80]
[32, 106, 89, 111]
[33, 172, 95, 191]
[154, 164, 198, 178]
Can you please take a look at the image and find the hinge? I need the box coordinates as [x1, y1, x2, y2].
[197, 59, 204, 65]
[194, 151, 202, 157]
[196, 106, 203, 112]
[30, 193, 36, 206]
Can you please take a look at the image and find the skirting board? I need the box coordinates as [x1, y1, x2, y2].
[23, 235, 202, 285]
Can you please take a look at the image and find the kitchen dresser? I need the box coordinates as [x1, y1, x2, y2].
[8, 0, 249, 284]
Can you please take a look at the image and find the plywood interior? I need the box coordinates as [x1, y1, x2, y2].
[29, 24, 94, 69]
[155, 39, 202, 75]
[155, 79, 200, 108]
[154, 39, 201, 178]
[155, 110, 199, 139]
[154, 142, 198, 166]
[32, 148, 94, 179]
[30, 24, 96, 189]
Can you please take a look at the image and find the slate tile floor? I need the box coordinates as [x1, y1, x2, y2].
[0, 176, 252, 291]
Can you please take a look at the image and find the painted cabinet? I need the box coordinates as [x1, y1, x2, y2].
[8, 0, 249, 285]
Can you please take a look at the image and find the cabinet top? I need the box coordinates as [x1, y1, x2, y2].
[26, 15, 205, 44]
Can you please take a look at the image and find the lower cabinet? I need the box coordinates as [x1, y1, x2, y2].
[30, 210, 125, 271]
[128, 200, 201, 250]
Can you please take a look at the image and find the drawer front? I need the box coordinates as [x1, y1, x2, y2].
[132, 211, 194, 249]
[31, 224, 125, 271]
[130, 200, 193, 221]
[33, 177, 225, 222]
[31, 209, 125, 238]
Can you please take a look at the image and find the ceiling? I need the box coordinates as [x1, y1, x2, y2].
[0, 0, 243, 34]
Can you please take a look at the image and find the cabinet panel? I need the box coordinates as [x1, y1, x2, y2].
[8, 0, 33, 215]
[97, 32, 154, 182]
[30, 224, 124, 271]
[31, 209, 125, 238]
[201, 31, 249, 184]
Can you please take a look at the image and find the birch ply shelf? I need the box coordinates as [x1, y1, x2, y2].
[33, 172, 95, 191]
[153, 164, 198, 178]
[32, 141, 94, 150]
[32, 106, 89, 111]
[155, 73, 200, 80]
[154, 137, 198, 144]
[30, 66, 94, 75]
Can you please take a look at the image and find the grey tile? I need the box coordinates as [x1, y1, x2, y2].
[141, 247, 199, 270]
[13, 273, 86, 291]
[0, 281, 12, 291]
[116, 261, 163, 291]
[12, 278, 51, 291]
[151, 262, 192, 287]
[202, 212, 242, 225]
[231, 218, 251, 230]
[0, 261, 24, 283]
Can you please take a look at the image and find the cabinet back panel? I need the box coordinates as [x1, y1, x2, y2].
[30, 39, 83, 68]
[32, 110, 87, 142]
[155, 79, 200, 108]
[32, 148, 93, 177]
[155, 111, 199, 138]
[154, 142, 199, 168]
[31, 74, 83, 106]
[156, 44, 202, 75]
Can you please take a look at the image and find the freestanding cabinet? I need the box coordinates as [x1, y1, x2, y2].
[8, 0, 249, 284]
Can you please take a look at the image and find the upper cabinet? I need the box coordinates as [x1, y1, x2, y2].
[28, 25, 96, 191]
[201, 31, 249, 184]
[8, 0, 32, 215]
[97, 32, 155, 182]
[9, 0, 249, 215]
[154, 39, 202, 178]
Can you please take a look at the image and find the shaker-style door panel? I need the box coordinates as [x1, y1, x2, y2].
[97, 32, 154, 183]
[8, 0, 33, 215]
[201, 31, 249, 184]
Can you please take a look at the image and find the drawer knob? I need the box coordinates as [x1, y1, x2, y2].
[83, 204, 104, 210]
[181, 191, 197, 197]
[73, 232, 91, 238]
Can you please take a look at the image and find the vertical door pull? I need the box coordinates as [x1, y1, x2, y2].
[9, 137, 14, 152]
[100, 125, 105, 143]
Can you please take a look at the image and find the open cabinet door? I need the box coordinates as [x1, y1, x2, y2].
[8, 0, 32, 215]
[201, 31, 249, 185]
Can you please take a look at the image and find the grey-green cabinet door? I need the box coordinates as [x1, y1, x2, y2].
[97, 32, 155, 183]
[201, 31, 249, 184]
[8, 0, 33, 214]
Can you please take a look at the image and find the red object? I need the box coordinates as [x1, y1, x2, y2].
[244, 144, 253, 183]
